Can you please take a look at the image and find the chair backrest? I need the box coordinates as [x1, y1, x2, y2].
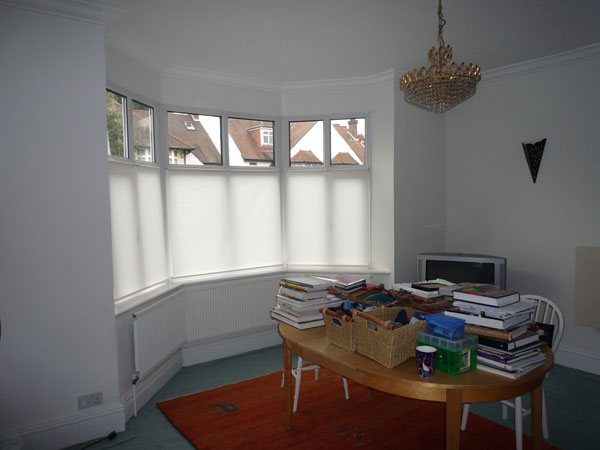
[521, 295, 564, 353]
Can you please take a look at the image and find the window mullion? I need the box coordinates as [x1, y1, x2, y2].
[324, 118, 331, 169]
[222, 115, 230, 168]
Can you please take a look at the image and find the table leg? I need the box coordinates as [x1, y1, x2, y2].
[445, 389, 462, 450]
[531, 384, 543, 450]
[284, 339, 292, 431]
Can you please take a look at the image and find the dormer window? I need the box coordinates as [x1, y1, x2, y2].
[184, 121, 195, 131]
[261, 128, 273, 146]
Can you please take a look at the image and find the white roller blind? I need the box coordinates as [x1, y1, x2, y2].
[108, 162, 168, 298]
[286, 170, 369, 266]
[168, 170, 282, 277]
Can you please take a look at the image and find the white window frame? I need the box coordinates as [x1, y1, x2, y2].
[282, 113, 372, 272]
[284, 114, 371, 170]
[106, 83, 158, 168]
[106, 92, 374, 302]
[106, 88, 129, 159]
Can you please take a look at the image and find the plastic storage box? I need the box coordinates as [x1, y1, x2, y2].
[425, 313, 465, 339]
[417, 330, 478, 375]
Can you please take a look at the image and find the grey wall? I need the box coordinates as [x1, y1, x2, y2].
[446, 57, 600, 372]
[0, 5, 122, 446]
[394, 83, 447, 283]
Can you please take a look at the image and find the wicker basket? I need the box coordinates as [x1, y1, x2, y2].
[322, 310, 356, 352]
[353, 307, 426, 368]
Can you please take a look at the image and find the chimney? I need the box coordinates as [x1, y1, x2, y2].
[348, 119, 358, 138]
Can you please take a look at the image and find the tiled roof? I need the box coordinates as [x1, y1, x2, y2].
[168, 113, 221, 164]
[291, 149, 322, 164]
[132, 109, 151, 148]
[331, 152, 359, 165]
[228, 119, 273, 162]
[332, 124, 365, 164]
[290, 121, 317, 149]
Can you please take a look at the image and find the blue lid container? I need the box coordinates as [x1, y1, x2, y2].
[426, 313, 465, 340]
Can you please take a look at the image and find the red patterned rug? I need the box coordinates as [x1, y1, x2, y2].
[158, 370, 558, 449]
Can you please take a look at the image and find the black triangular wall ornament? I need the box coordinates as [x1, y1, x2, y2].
[522, 138, 546, 183]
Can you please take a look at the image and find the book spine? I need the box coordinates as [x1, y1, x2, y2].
[476, 335, 511, 351]
[465, 323, 511, 341]
[445, 311, 505, 329]
[280, 280, 310, 292]
[278, 286, 307, 300]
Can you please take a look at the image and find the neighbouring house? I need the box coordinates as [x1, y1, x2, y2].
[132, 108, 153, 162]
[289, 119, 365, 166]
[167, 113, 222, 165]
[228, 118, 275, 166]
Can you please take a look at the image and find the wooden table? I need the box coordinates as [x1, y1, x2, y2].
[279, 323, 553, 450]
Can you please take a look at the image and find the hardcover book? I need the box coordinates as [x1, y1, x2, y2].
[270, 310, 324, 329]
[476, 331, 540, 351]
[453, 284, 520, 307]
[280, 276, 333, 291]
[464, 323, 529, 341]
[444, 309, 531, 330]
[278, 285, 329, 300]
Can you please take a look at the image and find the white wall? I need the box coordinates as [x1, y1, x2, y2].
[161, 73, 281, 117]
[393, 82, 447, 283]
[446, 56, 600, 373]
[105, 45, 162, 103]
[0, 5, 123, 449]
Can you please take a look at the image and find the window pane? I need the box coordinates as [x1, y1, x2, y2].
[289, 120, 323, 167]
[106, 90, 127, 158]
[168, 112, 222, 166]
[228, 118, 275, 167]
[132, 100, 154, 162]
[331, 118, 366, 165]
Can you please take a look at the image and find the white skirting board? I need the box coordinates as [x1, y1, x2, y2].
[121, 351, 183, 422]
[555, 344, 600, 375]
[183, 324, 282, 366]
[0, 403, 124, 450]
[120, 325, 279, 423]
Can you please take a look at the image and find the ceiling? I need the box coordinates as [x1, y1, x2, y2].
[96, 0, 600, 84]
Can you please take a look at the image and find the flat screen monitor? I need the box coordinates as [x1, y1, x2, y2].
[417, 252, 506, 289]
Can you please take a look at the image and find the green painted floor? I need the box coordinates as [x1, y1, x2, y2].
[66, 346, 600, 450]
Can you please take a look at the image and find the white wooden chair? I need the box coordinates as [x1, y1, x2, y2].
[460, 295, 564, 450]
[281, 356, 349, 412]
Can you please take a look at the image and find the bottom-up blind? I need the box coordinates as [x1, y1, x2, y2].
[285, 170, 370, 266]
[167, 170, 282, 277]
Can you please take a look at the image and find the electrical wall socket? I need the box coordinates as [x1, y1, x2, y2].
[77, 391, 103, 410]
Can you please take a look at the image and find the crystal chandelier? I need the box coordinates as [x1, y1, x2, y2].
[401, 0, 481, 114]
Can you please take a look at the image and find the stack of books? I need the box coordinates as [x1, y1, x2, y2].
[443, 284, 547, 378]
[317, 274, 366, 295]
[271, 276, 342, 329]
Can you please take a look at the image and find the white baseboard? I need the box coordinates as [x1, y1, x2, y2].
[120, 350, 183, 422]
[0, 403, 124, 450]
[555, 344, 600, 375]
[182, 324, 282, 367]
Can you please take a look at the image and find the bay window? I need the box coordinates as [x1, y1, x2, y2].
[106, 91, 371, 300]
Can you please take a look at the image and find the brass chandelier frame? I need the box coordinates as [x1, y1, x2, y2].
[401, 0, 481, 113]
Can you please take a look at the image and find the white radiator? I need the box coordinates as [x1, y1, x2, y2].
[133, 292, 186, 378]
[185, 276, 280, 341]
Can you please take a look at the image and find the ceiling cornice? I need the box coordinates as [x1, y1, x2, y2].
[483, 42, 600, 82]
[164, 65, 281, 93]
[106, 26, 600, 93]
[281, 70, 396, 94]
[0, 0, 126, 25]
